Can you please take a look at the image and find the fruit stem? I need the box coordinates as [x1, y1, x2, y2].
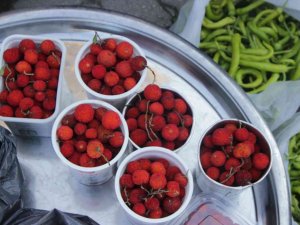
[123, 187, 131, 206]
[24, 72, 35, 76]
[100, 151, 111, 166]
[93, 31, 102, 44]
[148, 113, 159, 140]
[147, 66, 157, 84]
[174, 110, 185, 127]
[52, 52, 60, 63]
[145, 100, 154, 141]
[4, 74, 13, 92]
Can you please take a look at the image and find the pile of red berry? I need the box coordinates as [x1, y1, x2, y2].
[119, 158, 188, 218]
[78, 35, 146, 96]
[0, 38, 62, 119]
[56, 103, 124, 167]
[200, 121, 270, 187]
[124, 84, 193, 150]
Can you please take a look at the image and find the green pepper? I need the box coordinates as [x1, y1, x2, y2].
[206, 4, 224, 21]
[239, 60, 293, 73]
[236, 0, 264, 15]
[202, 17, 236, 29]
[204, 28, 228, 42]
[235, 68, 263, 88]
[228, 33, 241, 77]
[258, 8, 283, 26]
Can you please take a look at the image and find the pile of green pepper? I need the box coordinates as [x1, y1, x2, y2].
[289, 132, 300, 223]
[200, 0, 300, 94]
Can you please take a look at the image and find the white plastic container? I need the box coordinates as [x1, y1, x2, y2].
[74, 34, 147, 109]
[51, 99, 129, 185]
[196, 119, 273, 197]
[0, 34, 66, 137]
[122, 86, 195, 153]
[115, 147, 194, 225]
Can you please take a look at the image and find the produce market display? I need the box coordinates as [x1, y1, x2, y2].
[200, 0, 300, 93]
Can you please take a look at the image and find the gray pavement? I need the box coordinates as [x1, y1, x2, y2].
[0, 0, 186, 28]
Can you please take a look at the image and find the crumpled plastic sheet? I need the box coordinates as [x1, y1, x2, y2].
[2, 208, 99, 225]
[170, 0, 300, 131]
[0, 126, 24, 224]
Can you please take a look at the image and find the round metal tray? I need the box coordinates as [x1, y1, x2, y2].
[0, 8, 290, 225]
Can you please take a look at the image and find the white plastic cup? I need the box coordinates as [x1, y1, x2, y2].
[122, 86, 195, 153]
[74, 34, 147, 110]
[196, 119, 273, 197]
[115, 147, 194, 225]
[51, 99, 129, 185]
[0, 34, 66, 137]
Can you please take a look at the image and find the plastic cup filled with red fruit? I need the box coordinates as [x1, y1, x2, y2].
[0, 34, 66, 137]
[75, 33, 147, 109]
[51, 99, 129, 185]
[197, 119, 272, 197]
[115, 147, 193, 225]
[122, 84, 194, 152]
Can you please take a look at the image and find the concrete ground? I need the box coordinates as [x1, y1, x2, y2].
[0, 0, 186, 28]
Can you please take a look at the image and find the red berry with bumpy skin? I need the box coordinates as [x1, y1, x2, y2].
[79, 58, 94, 74]
[144, 84, 162, 101]
[225, 157, 241, 171]
[7, 90, 24, 107]
[116, 41, 133, 59]
[203, 135, 214, 148]
[149, 173, 167, 189]
[126, 118, 137, 131]
[90, 43, 102, 55]
[16, 74, 30, 88]
[235, 169, 252, 186]
[166, 181, 180, 197]
[126, 107, 140, 118]
[162, 124, 179, 141]
[167, 112, 180, 125]
[219, 171, 235, 186]
[145, 197, 160, 211]
[36, 61, 49, 69]
[139, 158, 152, 171]
[85, 128, 97, 139]
[120, 173, 134, 188]
[183, 114, 193, 128]
[0, 90, 8, 103]
[200, 151, 212, 169]
[19, 39, 36, 53]
[149, 208, 162, 219]
[35, 67, 51, 81]
[40, 40, 55, 55]
[129, 188, 147, 204]
[60, 143, 74, 158]
[86, 139, 104, 159]
[3, 48, 20, 64]
[250, 168, 262, 182]
[91, 64, 106, 79]
[210, 150, 226, 167]
[151, 161, 166, 175]
[166, 166, 181, 181]
[61, 114, 76, 128]
[224, 123, 238, 134]
[24, 49, 38, 65]
[235, 128, 250, 142]
[75, 140, 87, 153]
[97, 50, 116, 67]
[68, 151, 81, 165]
[126, 160, 142, 174]
[48, 78, 58, 89]
[233, 142, 252, 158]
[16, 61, 32, 74]
[248, 132, 257, 143]
[79, 153, 96, 167]
[130, 129, 147, 146]
[112, 85, 125, 95]
[130, 56, 147, 71]
[104, 71, 119, 87]
[132, 169, 150, 185]
[47, 54, 61, 69]
[146, 139, 162, 147]
[15, 108, 26, 118]
[109, 131, 124, 148]
[43, 97, 56, 111]
[174, 172, 188, 187]
[252, 153, 270, 170]
[102, 110, 121, 130]
[29, 106, 43, 119]
[102, 38, 117, 51]
[161, 96, 174, 110]
[174, 98, 187, 114]
[57, 125, 73, 141]
[115, 61, 134, 78]
[133, 203, 146, 216]
[149, 102, 164, 115]
[151, 115, 166, 132]
[211, 128, 232, 146]
[0, 105, 14, 117]
[163, 197, 182, 214]
[163, 141, 176, 150]
[178, 127, 189, 142]
[19, 97, 34, 111]
[88, 79, 102, 92]
[33, 80, 47, 91]
[74, 104, 95, 123]
[206, 166, 220, 180]
[124, 77, 136, 91]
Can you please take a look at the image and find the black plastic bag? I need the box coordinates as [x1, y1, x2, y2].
[3, 208, 99, 225]
[0, 126, 24, 224]
[0, 126, 99, 225]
